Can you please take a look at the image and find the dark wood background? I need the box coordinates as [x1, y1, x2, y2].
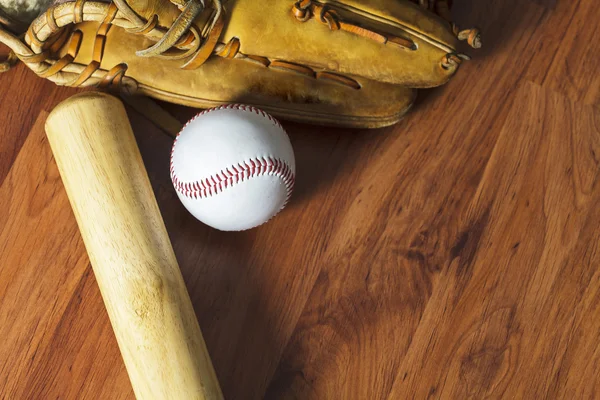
[1, 0, 599, 398]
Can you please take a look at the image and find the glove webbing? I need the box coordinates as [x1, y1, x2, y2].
[26, 2, 128, 88]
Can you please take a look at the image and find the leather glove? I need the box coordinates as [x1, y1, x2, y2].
[0, 0, 480, 127]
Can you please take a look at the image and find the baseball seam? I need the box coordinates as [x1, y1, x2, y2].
[170, 104, 295, 204]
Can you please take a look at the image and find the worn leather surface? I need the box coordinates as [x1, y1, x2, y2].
[0, 0, 478, 128]
[74, 22, 417, 127]
[221, 0, 458, 87]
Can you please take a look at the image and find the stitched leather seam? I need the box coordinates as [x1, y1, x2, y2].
[170, 104, 295, 204]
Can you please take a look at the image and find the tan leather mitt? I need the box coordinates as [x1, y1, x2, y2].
[0, 0, 480, 127]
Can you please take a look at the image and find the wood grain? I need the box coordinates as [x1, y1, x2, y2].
[386, 81, 600, 398]
[1, 0, 600, 398]
[542, 0, 600, 106]
[0, 65, 80, 186]
[45, 93, 222, 400]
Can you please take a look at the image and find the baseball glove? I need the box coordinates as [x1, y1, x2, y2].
[0, 0, 480, 127]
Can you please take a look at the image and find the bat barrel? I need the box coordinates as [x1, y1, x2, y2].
[45, 92, 223, 400]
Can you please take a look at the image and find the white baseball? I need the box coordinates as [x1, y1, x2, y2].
[170, 104, 296, 231]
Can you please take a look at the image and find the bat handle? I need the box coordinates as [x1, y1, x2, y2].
[45, 92, 223, 400]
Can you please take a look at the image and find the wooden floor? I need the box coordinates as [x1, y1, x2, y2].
[1, 0, 599, 398]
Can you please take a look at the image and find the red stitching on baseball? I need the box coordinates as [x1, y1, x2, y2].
[171, 104, 294, 206]
[171, 155, 295, 204]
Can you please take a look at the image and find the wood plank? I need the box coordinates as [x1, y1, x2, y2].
[21, 268, 133, 399]
[0, 113, 93, 398]
[517, 0, 580, 85]
[542, 0, 600, 106]
[263, 0, 576, 397]
[265, 101, 496, 399]
[0, 64, 80, 187]
[1, 0, 599, 397]
[386, 81, 600, 398]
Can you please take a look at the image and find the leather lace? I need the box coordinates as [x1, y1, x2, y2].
[293, 0, 480, 50]
[293, 0, 417, 51]
[136, 0, 222, 60]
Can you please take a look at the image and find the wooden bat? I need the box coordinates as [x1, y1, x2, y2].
[45, 92, 223, 400]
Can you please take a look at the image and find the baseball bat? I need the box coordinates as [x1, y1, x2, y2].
[45, 92, 223, 400]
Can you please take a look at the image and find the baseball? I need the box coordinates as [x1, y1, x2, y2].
[170, 104, 295, 231]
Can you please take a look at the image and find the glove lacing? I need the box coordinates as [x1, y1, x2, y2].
[113, 0, 222, 62]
